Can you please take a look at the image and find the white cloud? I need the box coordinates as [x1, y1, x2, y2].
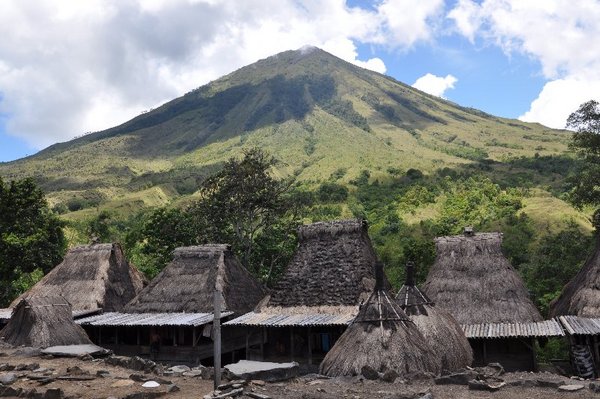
[519, 77, 600, 129]
[412, 73, 457, 98]
[0, 0, 444, 149]
[448, 0, 600, 128]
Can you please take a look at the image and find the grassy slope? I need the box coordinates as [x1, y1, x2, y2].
[0, 48, 583, 231]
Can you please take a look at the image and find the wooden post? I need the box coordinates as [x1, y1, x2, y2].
[482, 340, 487, 365]
[115, 327, 119, 347]
[136, 327, 140, 346]
[213, 289, 222, 390]
[260, 327, 265, 360]
[290, 327, 295, 361]
[193, 327, 197, 347]
[594, 336, 600, 369]
[98, 327, 102, 345]
[245, 328, 250, 359]
[307, 327, 313, 365]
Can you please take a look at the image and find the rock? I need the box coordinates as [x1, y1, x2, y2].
[182, 370, 203, 378]
[590, 381, 600, 392]
[361, 365, 379, 380]
[537, 379, 564, 389]
[251, 380, 266, 386]
[484, 363, 504, 376]
[0, 373, 16, 385]
[96, 370, 110, 377]
[224, 360, 299, 382]
[0, 386, 22, 397]
[32, 368, 49, 374]
[0, 365, 12, 372]
[434, 371, 478, 385]
[43, 388, 64, 399]
[12, 347, 41, 358]
[15, 363, 39, 371]
[78, 354, 93, 361]
[468, 379, 505, 391]
[166, 384, 180, 393]
[124, 392, 165, 399]
[142, 381, 160, 388]
[41, 345, 110, 358]
[168, 365, 190, 373]
[558, 384, 585, 392]
[381, 369, 399, 383]
[66, 366, 88, 375]
[130, 374, 149, 382]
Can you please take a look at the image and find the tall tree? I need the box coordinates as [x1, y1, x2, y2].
[567, 100, 600, 209]
[0, 177, 66, 306]
[187, 148, 301, 277]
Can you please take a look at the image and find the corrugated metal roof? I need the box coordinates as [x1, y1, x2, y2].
[75, 311, 233, 327]
[558, 316, 600, 335]
[224, 311, 355, 327]
[462, 320, 564, 339]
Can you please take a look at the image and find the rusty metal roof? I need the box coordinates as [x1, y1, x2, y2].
[558, 316, 600, 335]
[462, 320, 564, 339]
[75, 311, 233, 327]
[224, 311, 355, 327]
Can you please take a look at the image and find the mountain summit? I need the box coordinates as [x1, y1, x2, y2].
[0, 47, 568, 214]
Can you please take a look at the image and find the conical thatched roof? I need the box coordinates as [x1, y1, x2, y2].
[422, 231, 542, 324]
[258, 219, 388, 311]
[12, 243, 146, 312]
[0, 296, 92, 348]
[550, 235, 600, 317]
[319, 263, 441, 377]
[124, 244, 265, 314]
[396, 262, 473, 371]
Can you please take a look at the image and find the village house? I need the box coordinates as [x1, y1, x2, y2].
[76, 244, 265, 365]
[422, 229, 564, 371]
[225, 219, 385, 368]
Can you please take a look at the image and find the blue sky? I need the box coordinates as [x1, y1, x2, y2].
[1, 0, 599, 162]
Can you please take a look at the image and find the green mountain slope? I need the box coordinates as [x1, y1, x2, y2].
[0, 47, 574, 220]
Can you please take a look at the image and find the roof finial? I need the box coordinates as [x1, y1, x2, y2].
[405, 261, 416, 287]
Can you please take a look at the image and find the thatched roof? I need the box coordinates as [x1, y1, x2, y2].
[396, 262, 472, 371]
[12, 243, 146, 312]
[319, 262, 441, 377]
[550, 236, 600, 317]
[0, 296, 92, 348]
[124, 244, 265, 314]
[258, 219, 388, 311]
[422, 231, 542, 325]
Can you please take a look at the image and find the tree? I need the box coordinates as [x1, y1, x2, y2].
[567, 100, 600, 208]
[187, 148, 301, 276]
[0, 177, 66, 306]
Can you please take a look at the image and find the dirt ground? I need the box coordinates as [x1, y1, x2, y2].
[1, 346, 600, 399]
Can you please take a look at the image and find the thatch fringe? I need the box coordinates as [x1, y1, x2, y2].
[12, 243, 145, 312]
[0, 297, 92, 348]
[125, 244, 265, 314]
[319, 283, 441, 377]
[422, 231, 542, 324]
[262, 219, 388, 309]
[550, 235, 600, 317]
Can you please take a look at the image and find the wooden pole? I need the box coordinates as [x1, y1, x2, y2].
[245, 328, 250, 359]
[290, 326, 295, 361]
[213, 289, 222, 390]
[307, 327, 313, 365]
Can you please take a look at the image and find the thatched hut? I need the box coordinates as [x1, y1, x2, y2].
[550, 234, 600, 377]
[226, 219, 389, 366]
[77, 244, 266, 365]
[320, 262, 440, 377]
[421, 229, 562, 371]
[550, 235, 600, 318]
[396, 262, 473, 372]
[0, 296, 92, 348]
[12, 243, 145, 312]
